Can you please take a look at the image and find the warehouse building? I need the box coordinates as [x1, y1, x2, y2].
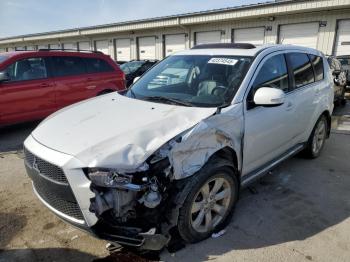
[1, 0, 350, 61]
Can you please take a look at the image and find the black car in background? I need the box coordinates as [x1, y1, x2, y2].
[336, 55, 350, 88]
[120, 60, 158, 87]
[327, 56, 347, 106]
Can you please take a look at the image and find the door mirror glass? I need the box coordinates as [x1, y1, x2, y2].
[254, 87, 285, 107]
[133, 76, 141, 83]
[0, 71, 10, 82]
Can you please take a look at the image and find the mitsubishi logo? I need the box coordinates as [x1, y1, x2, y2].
[32, 157, 40, 172]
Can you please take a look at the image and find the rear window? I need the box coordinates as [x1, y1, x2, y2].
[0, 55, 8, 63]
[84, 58, 114, 73]
[51, 56, 85, 77]
[309, 55, 324, 81]
[287, 53, 315, 88]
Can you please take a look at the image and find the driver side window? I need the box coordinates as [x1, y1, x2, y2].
[253, 54, 289, 92]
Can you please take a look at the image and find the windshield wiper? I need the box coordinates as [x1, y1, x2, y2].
[144, 96, 193, 107]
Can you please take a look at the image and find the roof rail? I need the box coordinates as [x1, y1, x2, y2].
[37, 48, 104, 54]
[191, 43, 256, 50]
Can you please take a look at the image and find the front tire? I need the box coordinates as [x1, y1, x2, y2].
[177, 159, 238, 243]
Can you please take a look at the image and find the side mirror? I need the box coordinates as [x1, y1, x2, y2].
[254, 87, 285, 107]
[133, 76, 141, 84]
[0, 71, 9, 82]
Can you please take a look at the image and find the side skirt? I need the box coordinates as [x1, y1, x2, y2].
[241, 143, 305, 188]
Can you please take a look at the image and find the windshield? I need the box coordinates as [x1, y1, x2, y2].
[127, 55, 252, 107]
[120, 61, 146, 74]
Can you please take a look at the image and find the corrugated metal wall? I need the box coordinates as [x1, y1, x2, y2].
[1, 3, 350, 58]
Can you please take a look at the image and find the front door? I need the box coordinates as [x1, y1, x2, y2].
[0, 56, 55, 125]
[243, 52, 297, 175]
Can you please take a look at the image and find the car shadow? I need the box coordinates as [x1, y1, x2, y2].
[162, 133, 350, 261]
[0, 248, 99, 262]
[0, 121, 39, 154]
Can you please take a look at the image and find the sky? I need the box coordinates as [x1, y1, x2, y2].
[0, 0, 266, 38]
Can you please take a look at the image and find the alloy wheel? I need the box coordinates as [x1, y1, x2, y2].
[190, 175, 232, 233]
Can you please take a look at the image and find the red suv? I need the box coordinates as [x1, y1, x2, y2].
[0, 50, 125, 126]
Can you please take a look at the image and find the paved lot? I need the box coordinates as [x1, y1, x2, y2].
[0, 102, 349, 262]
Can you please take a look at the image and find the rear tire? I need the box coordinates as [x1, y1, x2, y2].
[302, 115, 328, 159]
[177, 158, 239, 243]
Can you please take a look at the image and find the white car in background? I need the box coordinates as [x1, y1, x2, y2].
[24, 43, 333, 251]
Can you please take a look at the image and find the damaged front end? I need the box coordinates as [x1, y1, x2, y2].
[87, 154, 176, 250]
[86, 107, 243, 250]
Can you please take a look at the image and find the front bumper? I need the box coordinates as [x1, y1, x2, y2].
[24, 135, 169, 250]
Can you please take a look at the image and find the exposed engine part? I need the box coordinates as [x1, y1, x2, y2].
[90, 188, 137, 222]
[89, 170, 148, 191]
[139, 177, 162, 208]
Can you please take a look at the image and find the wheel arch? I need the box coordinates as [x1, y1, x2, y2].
[210, 146, 240, 181]
[321, 110, 331, 138]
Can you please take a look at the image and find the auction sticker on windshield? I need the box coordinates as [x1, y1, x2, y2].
[208, 57, 238, 66]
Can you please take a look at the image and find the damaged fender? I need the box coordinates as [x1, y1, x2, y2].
[169, 103, 244, 180]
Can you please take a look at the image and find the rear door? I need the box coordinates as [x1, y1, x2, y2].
[50, 55, 91, 109]
[83, 56, 123, 92]
[0, 56, 55, 125]
[286, 52, 323, 142]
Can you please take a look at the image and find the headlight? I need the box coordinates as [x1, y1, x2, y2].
[88, 169, 132, 187]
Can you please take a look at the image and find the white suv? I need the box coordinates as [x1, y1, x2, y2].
[24, 43, 333, 250]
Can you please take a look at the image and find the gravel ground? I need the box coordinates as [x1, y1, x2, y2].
[0, 102, 349, 262]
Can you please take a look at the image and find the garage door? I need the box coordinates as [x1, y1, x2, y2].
[7, 47, 15, 52]
[233, 27, 265, 45]
[95, 40, 110, 55]
[279, 22, 319, 49]
[63, 43, 77, 50]
[115, 39, 131, 62]
[78, 41, 91, 51]
[26, 46, 36, 51]
[138, 36, 156, 60]
[165, 34, 186, 56]
[0, 48, 6, 53]
[195, 31, 222, 45]
[49, 44, 61, 49]
[334, 20, 350, 56]
[37, 45, 48, 50]
[16, 46, 26, 51]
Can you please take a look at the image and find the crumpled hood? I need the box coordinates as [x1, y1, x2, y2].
[32, 93, 216, 171]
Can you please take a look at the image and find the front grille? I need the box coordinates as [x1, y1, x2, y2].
[24, 147, 68, 185]
[33, 179, 84, 221]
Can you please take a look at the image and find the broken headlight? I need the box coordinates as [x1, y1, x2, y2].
[88, 169, 132, 188]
